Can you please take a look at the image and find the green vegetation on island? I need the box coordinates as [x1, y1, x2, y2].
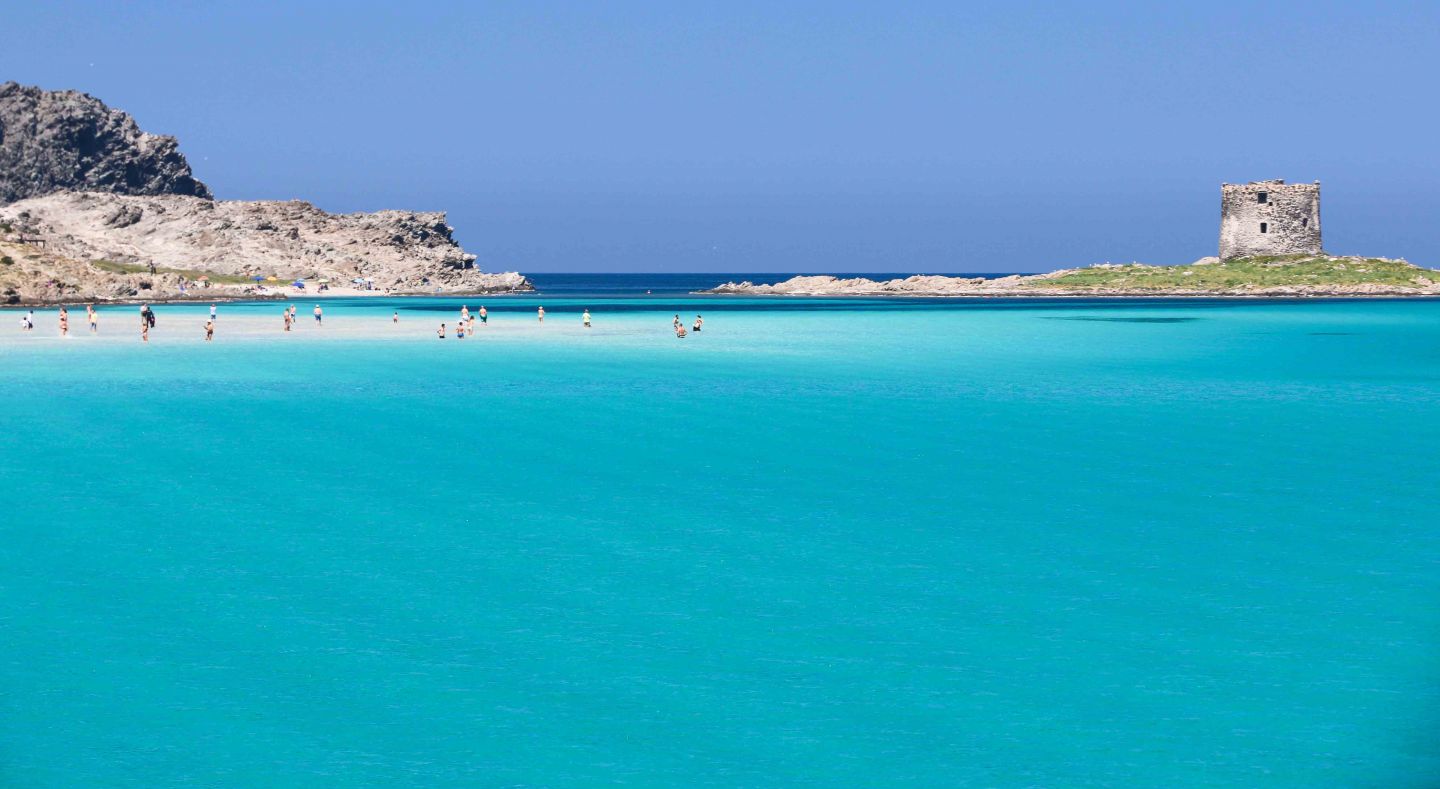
[1033, 255, 1439, 292]
[89, 259, 257, 285]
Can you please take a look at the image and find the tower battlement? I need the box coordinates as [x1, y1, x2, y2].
[1219, 180, 1321, 259]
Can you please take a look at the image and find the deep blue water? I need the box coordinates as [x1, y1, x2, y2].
[2, 284, 1438, 787]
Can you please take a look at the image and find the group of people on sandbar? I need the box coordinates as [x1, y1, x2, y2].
[437, 305, 491, 339]
[673, 314, 703, 337]
[19, 305, 101, 336]
[15, 302, 712, 343]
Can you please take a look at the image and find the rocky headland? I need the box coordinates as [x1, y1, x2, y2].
[0, 81, 529, 304]
[701, 256, 1440, 298]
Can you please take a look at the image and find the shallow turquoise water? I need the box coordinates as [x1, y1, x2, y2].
[2, 296, 1439, 786]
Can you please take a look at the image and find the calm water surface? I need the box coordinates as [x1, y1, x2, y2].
[2, 286, 1438, 787]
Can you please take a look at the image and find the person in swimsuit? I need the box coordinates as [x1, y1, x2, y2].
[583, 309, 591, 328]
[58, 307, 69, 337]
[204, 319, 214, 342]
[393, 311, 399, 323]
[692, 315, 703, 332]
[284, 308, 292, 332]
[140, 313, 149, 342]
[673, 314, 681, 330]
[210, 303, 218, 322]
[457, 321, 466, 339]
[675, 322, 687, 338]
[314, 305, 323, 324]
[87, 305, 98, 333]
[537, 306, 545, 323]
[479, 306, 487, 324]
[438, 323, 446, 339]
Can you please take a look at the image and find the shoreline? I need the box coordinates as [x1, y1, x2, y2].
[3, 285, 537, 308]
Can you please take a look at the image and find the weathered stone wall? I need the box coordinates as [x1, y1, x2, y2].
[1219, 180, 1321, 258]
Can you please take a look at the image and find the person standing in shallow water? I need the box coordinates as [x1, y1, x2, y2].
[537, 306, 545, 323]
[693, 315, 703, 333]
[210, 303, 218, 323]
[313, 304, 323, 325]
[392, 311, 399, 324]
[583, 309, 591, 328]
[58, 307, 69, 337]
[673, 314, 681, 330]
[437, 323, 446, 339]
[283, 308, 292, 332]
[204, 319, 214, 342]
[140, 312, 149, 342]
[479, 306, 487, 325]
[87, 305, 98, 333]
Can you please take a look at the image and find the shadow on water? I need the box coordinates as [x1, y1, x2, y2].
[1041, 316, 1202, 323]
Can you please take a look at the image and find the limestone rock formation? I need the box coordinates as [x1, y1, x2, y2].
[0, 81, 212, 203]
[0, 192, 530, 295]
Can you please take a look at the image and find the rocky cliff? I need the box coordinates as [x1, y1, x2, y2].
[0, 82, 211, 203]
[0, 82, 529, 301]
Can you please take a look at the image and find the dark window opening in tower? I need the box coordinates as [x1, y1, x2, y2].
[1302, 217, 1309, 229]
[1260, 222, 1268, 233]
[1257, 192, 1268, 204]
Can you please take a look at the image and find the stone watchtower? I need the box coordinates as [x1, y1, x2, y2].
[1219, 180, 1322, 259]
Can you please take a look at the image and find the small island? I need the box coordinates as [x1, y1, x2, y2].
[702, 255, 1440, 298]
[703, 180, 1440, 298]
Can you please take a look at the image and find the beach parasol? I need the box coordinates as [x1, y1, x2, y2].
[266, 276, 278, 282]
[196, 275, 209, 281]
[251, 275, 265, 282]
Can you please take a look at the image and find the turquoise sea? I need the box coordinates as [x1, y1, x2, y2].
[2, 279, 1438, 787]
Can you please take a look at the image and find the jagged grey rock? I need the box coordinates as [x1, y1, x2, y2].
[0, 81, 212, 204]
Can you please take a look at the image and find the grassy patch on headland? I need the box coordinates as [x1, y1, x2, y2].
[1032, 255, 1440, 291]
[89, 259, 255, 285]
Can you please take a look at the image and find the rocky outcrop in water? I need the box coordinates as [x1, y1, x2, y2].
[0, 81, 211, 204]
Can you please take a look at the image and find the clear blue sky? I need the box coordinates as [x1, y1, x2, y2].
[4, 1, 1437, 272]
